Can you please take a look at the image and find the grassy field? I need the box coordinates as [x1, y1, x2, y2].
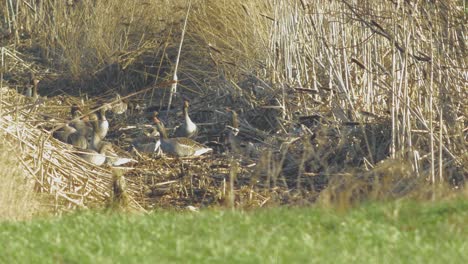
[1, 199, 467, 264]
[0, 1, 466, 262]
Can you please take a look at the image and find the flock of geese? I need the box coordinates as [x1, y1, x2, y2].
[52, 99, 238, 166]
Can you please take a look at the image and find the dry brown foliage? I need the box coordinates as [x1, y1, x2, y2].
[0, 0, 466, 214]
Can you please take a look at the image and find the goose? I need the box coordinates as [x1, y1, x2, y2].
[154, 116, 212, 157]
[53, 124, 77, 143]
[88, 113, 106, 150]
[132, 136, 161, 154]
[111, 93, 128, 115]
[69, 104, 92, 138]
[25, 73, 39, 98]
[94, 105, 109, 139]
[225, 108, 240, 149]
[77, 142, 114, 166]
[78, 138, 136, 166]
[129, 113, 162, 154]
[67, 130, 89, 149]
[224, 108, 259, 158]
[105, 148, 138, 166]
[53, 104, 90, 149]
[173, 100, 198, 138]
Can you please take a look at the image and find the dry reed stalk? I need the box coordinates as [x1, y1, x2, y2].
[166, 0, 192, 117]
[0, 89, 144, 212]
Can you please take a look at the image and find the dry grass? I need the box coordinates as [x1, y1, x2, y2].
[188, 0, 467, 188]
[0, 140, 42, 221]
[0, 0, 466, 212]
[0, 87, 144, 213]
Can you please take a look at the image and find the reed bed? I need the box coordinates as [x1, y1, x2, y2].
[0, 0, 466, 212]
[0, 87, 144, 212]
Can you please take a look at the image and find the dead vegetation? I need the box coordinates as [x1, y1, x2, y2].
[0, 0, 466, 215]
[0, 138, 43, 220]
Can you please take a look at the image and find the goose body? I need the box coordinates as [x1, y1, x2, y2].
[67, 131, 88, 149]
[69, 116, 92, 138]
[79, 149, 107, 166]
[130, 116, 162, 154]
[79, 141, 136, 166]
[78, 143, 114, 166]
[53, 104, 90, 148]
[154, 116, 211, 157]
[173, 100, 198, 138]
[105, 150, 137, 166]
[226, 109, 240, 145]
[25, 75, 39, 98]
[111, 94, 128, 115]
[95, 106, 109, 139]
[132, 137, 161, 153]
[160, 137, 212, 157]
[223, 108, 240, 153]
[89, 110, 109, 150]
[224, 109, 259, 158]
[53, 124, 77, 143]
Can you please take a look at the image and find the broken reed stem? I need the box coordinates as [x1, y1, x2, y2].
[229, 158, 238, 209]
[108, 169, 129, 211]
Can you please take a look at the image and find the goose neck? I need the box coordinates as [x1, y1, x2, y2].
[156, 122, 168, 140]
[96, 109, 106, 121]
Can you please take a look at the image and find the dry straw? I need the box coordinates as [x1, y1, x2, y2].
[0, 87, 144, 212]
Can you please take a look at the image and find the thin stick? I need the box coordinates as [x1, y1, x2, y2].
[429, 28, 435, 185]
[166, 0, 192, 118]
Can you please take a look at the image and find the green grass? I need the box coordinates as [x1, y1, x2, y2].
[1, 200, 467, 264]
